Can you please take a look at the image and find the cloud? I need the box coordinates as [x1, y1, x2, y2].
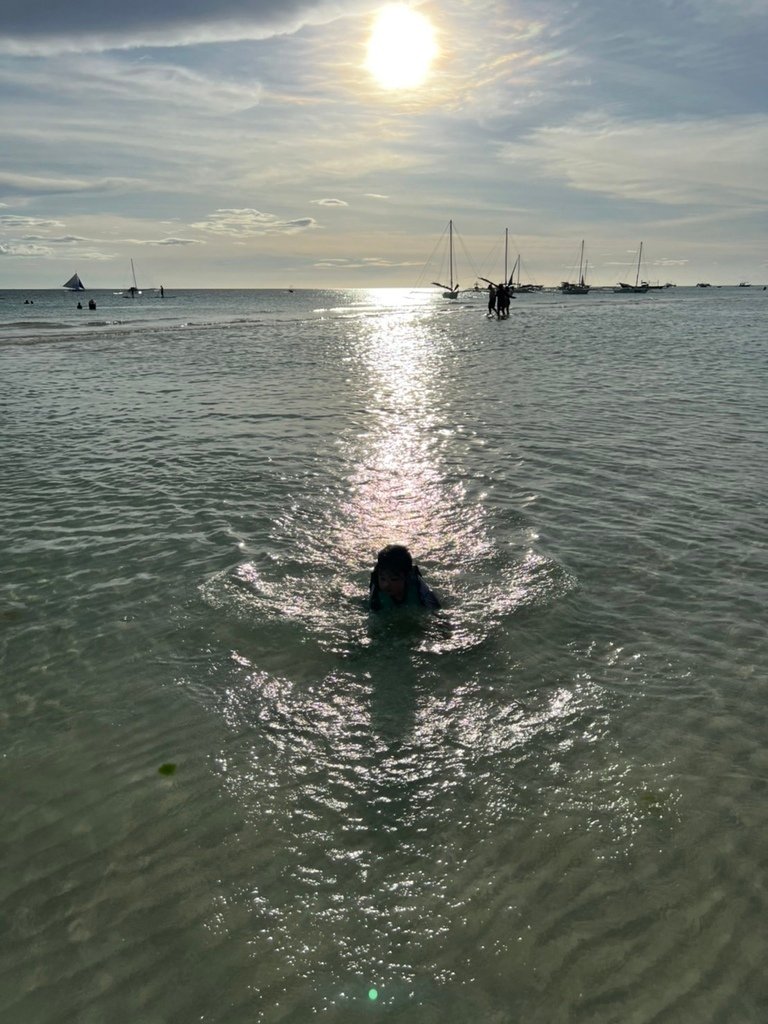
[0, 240, 117, 260]
[310, 198, 348, 206]
[0, 172, 142, 196]
[500, 113, 768, 208]
[0, 0, 375, 55]
[363, 194, 389, 200]
[152, 237, 205, 246]
[20, 234, 88, 243]
[110, 235, 208, 246]
[313, 256, 420, 269]
[0, 242, 54, 257]
[0, 214, 65, 230]
[190, 208, 317, 235]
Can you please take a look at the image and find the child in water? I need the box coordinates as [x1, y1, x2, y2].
[369, 545, 440, 611]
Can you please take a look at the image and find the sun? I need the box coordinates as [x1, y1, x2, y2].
[365, 5, 438, 90]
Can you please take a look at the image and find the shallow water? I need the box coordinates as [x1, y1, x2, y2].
[1, 286, 767, 1022]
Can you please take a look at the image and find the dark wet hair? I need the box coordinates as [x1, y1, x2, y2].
[375, 544, 413, 576]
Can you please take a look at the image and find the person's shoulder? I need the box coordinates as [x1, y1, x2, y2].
[417, 577, 440, 609]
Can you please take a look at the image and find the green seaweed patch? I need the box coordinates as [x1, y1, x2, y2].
[158, 763, 177, 776]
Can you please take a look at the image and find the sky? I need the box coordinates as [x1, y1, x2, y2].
[0, 0, 766, 288]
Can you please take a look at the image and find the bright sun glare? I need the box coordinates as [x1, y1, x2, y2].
[366, 4, 437, 90]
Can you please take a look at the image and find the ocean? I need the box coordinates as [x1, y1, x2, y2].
[1, 285, 766, 1022]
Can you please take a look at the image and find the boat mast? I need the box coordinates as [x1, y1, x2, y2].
[504, 228, 508, 285]
[634, 242, 643, 287]
[508, 254, 519, 288]
[578, 240, 585, 286]
[449, 220, 454, 292]
[131, 259, 138, 291]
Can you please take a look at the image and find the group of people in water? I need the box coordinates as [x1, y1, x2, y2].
[76, 299, 97, 310]
[486, 282, 512, 319]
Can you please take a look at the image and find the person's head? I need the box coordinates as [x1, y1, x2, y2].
[375, 544, 413, 602]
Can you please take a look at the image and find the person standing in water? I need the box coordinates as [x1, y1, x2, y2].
[369, 545, 440, 611]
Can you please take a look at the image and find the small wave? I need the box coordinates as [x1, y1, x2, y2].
[0, 319, 73, 330]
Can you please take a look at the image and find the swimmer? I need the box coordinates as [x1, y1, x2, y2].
[369, 544, 440, 611]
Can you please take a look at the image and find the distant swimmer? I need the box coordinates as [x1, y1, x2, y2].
[88, 298, 96, 310]
[369, 544, 440, 611]
[160, 285, 164, 298]
[77, 301, 83, 309]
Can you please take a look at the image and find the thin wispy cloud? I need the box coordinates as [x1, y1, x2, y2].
[0, 241, 115, 259]
[152, 237, 205, 246]
[191, 209, 318, 236]
[0, 242, 54, 257]
[0, 215, 65, 229]
[0, 172, 145, 197]
[20, 234, 88, 243]
[313, 256, 420, 269]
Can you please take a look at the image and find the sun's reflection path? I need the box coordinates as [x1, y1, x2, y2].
[334, 306, 492, 606]
[197, 295, 599, 1008]
[201, 293, 574, 671]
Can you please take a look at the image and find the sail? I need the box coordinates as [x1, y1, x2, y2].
[63, 273, 85, 291]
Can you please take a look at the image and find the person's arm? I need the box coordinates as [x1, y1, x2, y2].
[417, 576, 440, 610]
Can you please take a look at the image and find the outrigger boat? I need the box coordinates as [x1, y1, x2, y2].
[431, 220, 460, 299]
[63, 272, 85, 292]
[561, 241, 590, 294]
[614, 243, 650, 293]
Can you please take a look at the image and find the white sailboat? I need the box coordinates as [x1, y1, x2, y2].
[431, 220, 460, 299]
[614, 243, 649, 293]
[63, 272, 85, 292]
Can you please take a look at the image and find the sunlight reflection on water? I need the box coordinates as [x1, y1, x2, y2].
[201, 298, 576, 663]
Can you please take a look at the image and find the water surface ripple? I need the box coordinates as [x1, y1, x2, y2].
[1, 287, 767, 1022]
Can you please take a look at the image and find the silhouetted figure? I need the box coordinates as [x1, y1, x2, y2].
[496, 283, 511, 319]
[369, 545, 440, 611]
